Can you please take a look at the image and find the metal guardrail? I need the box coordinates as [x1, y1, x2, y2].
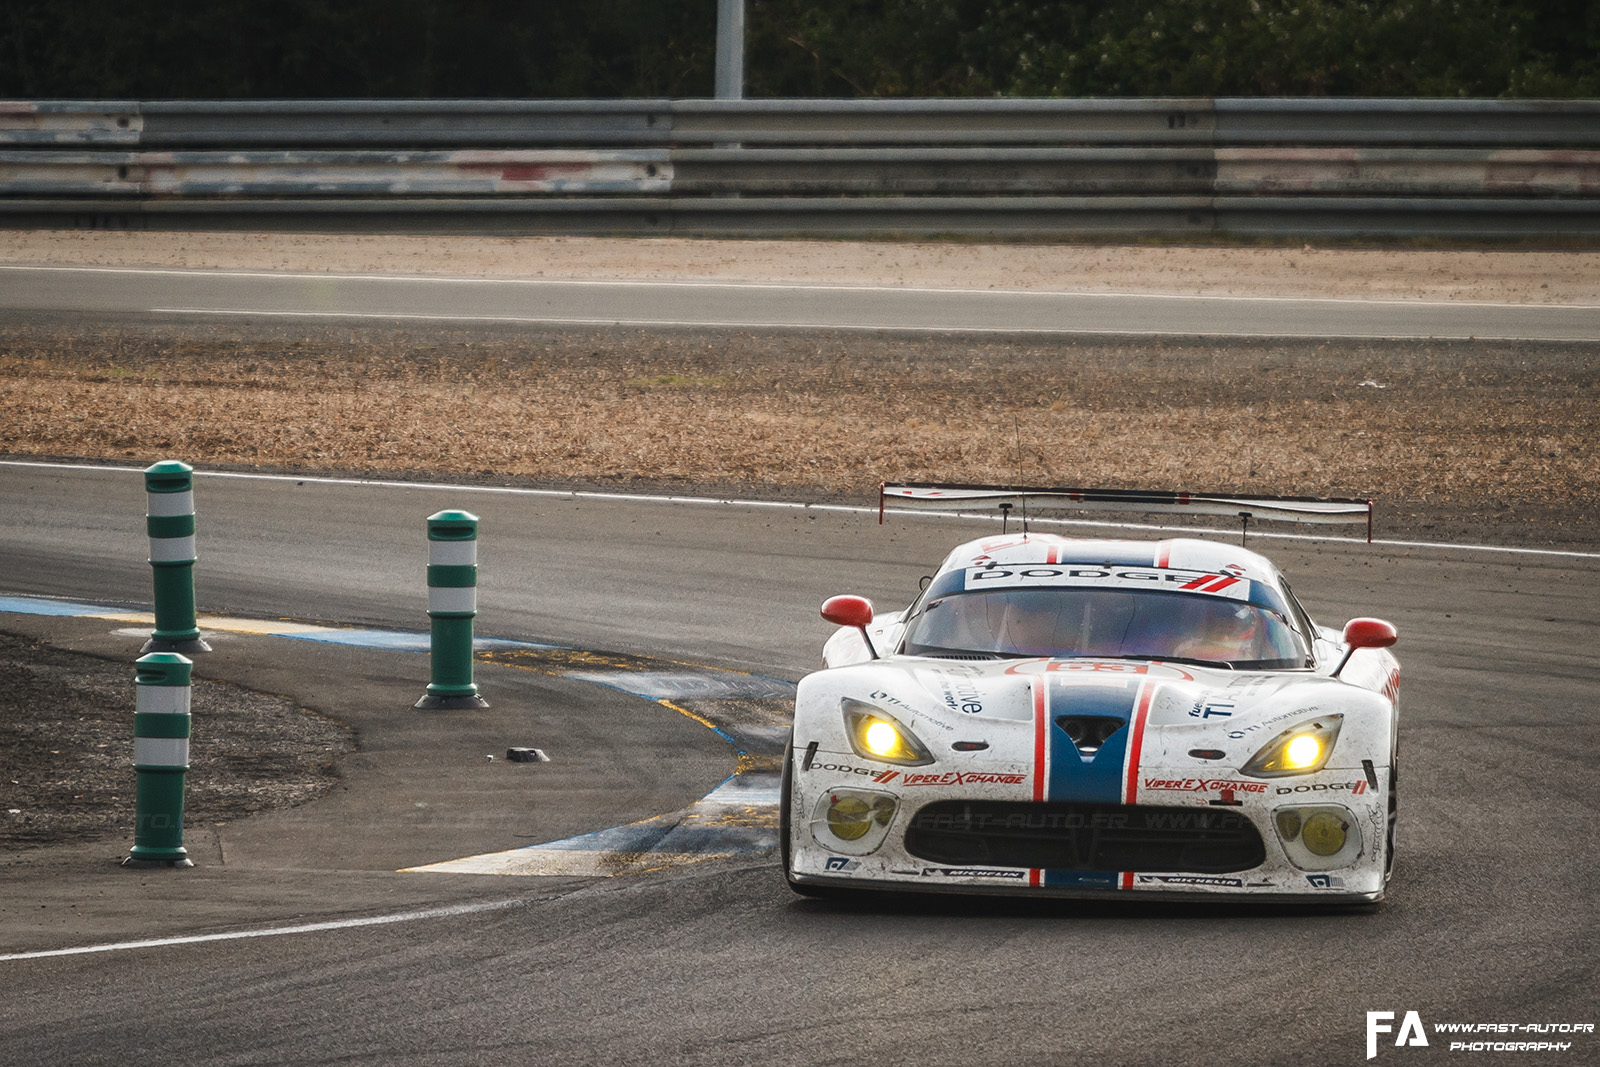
[5, 148, 1595, 198]
[2, 98, 1597, 236]
[0, 150, 673, 196]
[7, 98, 1600, 147]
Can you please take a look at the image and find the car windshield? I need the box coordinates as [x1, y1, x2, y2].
[899, 587, 1311, 669]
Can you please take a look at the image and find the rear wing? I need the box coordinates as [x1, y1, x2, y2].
[879, 482, 1374, 543]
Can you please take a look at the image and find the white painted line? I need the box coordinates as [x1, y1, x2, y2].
[144, 305, 1543, 343]
[405, 774, 782, 878]
[7, 261, 1597, 310]
[0, 897, 524, 962]
[406, 849, 741, 878]
[4, 459, 1598, 560]
[190, 616, 340, 636]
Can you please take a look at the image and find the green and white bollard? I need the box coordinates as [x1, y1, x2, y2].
[142, 460, 211, 655]
[415, 510, 489, 710]
[124, 652, 194, 868]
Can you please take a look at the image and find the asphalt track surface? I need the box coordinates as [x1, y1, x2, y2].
[3, 462, 1599, 1066]
[4, 262, 1600, 341]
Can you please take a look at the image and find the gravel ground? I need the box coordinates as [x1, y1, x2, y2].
[0, 631, 353, 852]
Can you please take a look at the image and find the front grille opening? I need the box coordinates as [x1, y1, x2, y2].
[905, 800, 1267, 873]
[1055, 715, 1125, 756]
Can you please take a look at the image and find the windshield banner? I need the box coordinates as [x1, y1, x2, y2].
[962, 564, 1256, 601]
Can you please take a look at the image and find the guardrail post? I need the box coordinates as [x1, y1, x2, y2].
[142, 460, 211, 655]
[124, 652, 194, 868]
[715, 0, 745, 100]
[416, 510, 489, 710]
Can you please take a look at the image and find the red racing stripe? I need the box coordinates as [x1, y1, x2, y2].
[1030, 675, 1047, 888]
[1031, 675, 1048, 803]
[1122, 679, 1156, 805]
[1119, 680, 1157, 890]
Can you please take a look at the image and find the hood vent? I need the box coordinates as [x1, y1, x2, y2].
[1055, 715, 1126, 757]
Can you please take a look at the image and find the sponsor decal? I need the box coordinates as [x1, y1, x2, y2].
[972, 535, 1030, 555]
[895, 770, 1028, 787]
[1136, 874, 1245, 888]
[934, 675, 986, 715]
[1143, 777, 1267, 795]
[1178, 574, 1242, 594]
[929, 662, 984, 678]
[1007, 659, 1194, 681]
[1188, 697, 1237, 720]
[1276, 781, 1367, 795]
[965, 564, 1252, 601]
[1367, 802, 1386, 845]
[920, 867, 1028, 880]
[806, 759, 901, 782]
[1226, 707, 1321, 741]
[824, 856, 861, 872]
[1224, 675, 1276, 694]
[869, 689, 931, 716]
[872, 688, 955, 732]
[1305, 873, 1346, 889]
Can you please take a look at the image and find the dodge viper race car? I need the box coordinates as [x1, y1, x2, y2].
[782, 488, 1400, 903]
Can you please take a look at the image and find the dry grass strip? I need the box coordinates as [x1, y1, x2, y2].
[2, 320, 1595, 538]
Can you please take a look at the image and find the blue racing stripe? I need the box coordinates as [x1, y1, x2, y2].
[1045, 678, 1138, 803]
[1042, 676, 1139, 889]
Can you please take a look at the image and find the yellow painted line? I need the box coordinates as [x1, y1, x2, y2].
[88, 611, 154, 623]
[657, 697, 722, 734]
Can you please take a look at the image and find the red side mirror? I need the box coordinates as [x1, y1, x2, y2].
[1342, 617, 1398, 650]
[821, 595, 874, 629]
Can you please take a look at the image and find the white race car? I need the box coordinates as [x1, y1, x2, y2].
[782, 496, 1399, 903]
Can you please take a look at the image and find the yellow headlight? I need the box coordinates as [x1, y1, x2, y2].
[1284, 734, 1322, 768]
[826, 795, 872, 841]
[841, 700, 935, 766]
[1241, 715, 1342, 777]
[864, 721, 900, 756]
[1301, 811, 1349, 856]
